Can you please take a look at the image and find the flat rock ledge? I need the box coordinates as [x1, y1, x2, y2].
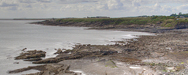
[32, 50, 117, 64]
[15, 50, 46, 61]
[8, 64, 78, 75]
[10, 49, 118, 75]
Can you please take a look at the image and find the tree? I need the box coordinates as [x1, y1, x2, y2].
[170, 13, 177, 17]
[179, 12, 182, 15]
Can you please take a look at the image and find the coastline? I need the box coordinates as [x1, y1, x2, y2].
[9, 20, 188, 75]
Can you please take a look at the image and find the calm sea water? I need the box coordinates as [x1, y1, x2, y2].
[0, 20, 152, 75]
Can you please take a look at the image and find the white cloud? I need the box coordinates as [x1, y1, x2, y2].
[57, 0, 98, 4]
[106, 0, 124, 10]
[18, 0, 36, 3]
[176, 4, 188, 13]
[177, 4, 188, 10]
[0, 2, 18, 7]
[154, 3, 161, 8]
[8, 6, 18, 10]
[37, 0, 52, 3]
[0, 0, 188, 18]
[132, 0, 141, 7]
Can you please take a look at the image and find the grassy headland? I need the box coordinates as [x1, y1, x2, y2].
[55, 16, 175, 26]
[33, 16, 188, 30]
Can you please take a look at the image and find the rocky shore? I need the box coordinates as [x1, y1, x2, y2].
[9, 20, 188, 75]
[31, 18, 188, 33]
[31, 20, 164, 33]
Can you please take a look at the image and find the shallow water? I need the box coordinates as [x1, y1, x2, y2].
[0, 20, 152, 75]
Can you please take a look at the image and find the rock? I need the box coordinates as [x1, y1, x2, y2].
[150, 52, 165, 58]
[33, 58, 63, 64]
[33, 50, 117, 64]
[54, 49, 63, 54]
[166, 67, 176, 72]
[63, 50, 72, 53]
[22, 48, 27, 51]
[15, 53, 45, 60]
[24, 58, 42, 61]
[175, 23, 188, 29]
[8, 64, 77, 75]
[8, 65, 45, 73]
[13, 62, 19, 64]
[15, 50, 46, 60]
[105, 60, 117, 68]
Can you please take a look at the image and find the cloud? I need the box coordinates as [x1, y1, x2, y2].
[132, 0, 141, 7]
[18, 0, 53, 4]
[177, 4, 188, 10]
[25, 5, 32, 8]
[0, 2, 19, 11]
[37, 0, 52, 3]
[57, 0, 98, 4]
[176, 4, 188, 13]
[8, 6, 18, 10]
[19, 0, 36, 3]
[1, 0, 188, 18]
[106, 0, 124, 10]
[0, 2, 18, 7]
[154, 3, 161, 10]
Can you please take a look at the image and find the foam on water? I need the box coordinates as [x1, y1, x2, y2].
[71, 70, 86, 75]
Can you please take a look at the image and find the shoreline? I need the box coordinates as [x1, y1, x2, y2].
[9, 21, 188, 75]
[31, 21, 163, 33]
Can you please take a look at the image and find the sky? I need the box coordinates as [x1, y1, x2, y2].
[0, 0, 188, 18]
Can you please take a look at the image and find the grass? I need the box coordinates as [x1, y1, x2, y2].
[105, 60, 117, 68]
[55, 17, 150, 25]
[176, 65, 185, 71]
[54, 16, 188, 28]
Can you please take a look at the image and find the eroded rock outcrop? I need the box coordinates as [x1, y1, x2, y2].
[33, 50, 117, 64]
[54, 48, 63, 54]
[9, 64, 77, 75]
[15, 50, 46, 61]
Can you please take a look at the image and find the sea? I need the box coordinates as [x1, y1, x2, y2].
[0, 20, 152, 75]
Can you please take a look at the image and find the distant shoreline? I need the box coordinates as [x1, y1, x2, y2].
[31, 17, 186, 33]
[0, 18, 50, 20]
